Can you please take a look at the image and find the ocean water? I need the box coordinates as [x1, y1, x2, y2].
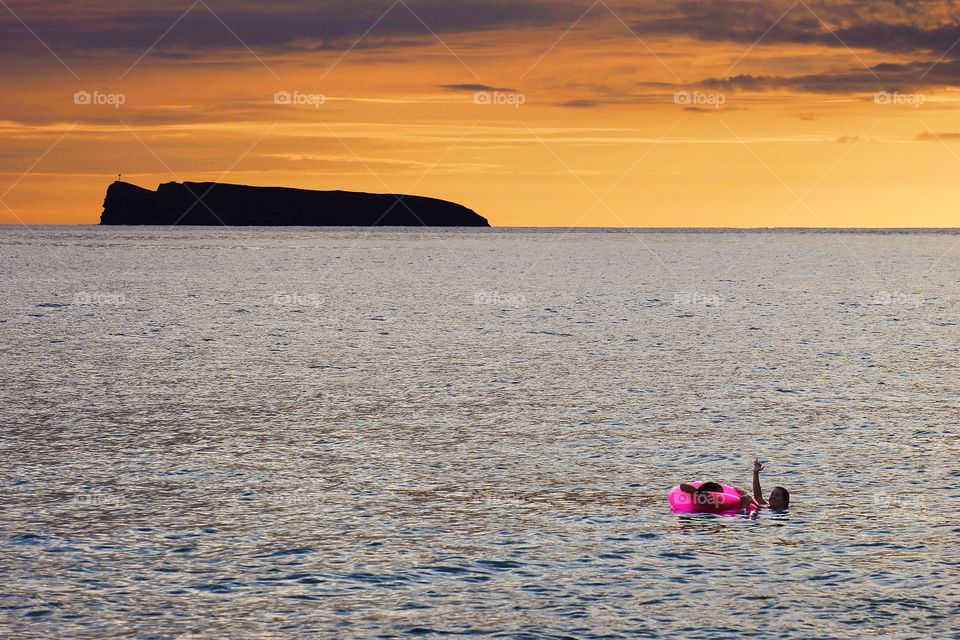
[1, 227, 957, 639]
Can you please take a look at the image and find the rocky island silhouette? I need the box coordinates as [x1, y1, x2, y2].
[100, 181, 489, 227]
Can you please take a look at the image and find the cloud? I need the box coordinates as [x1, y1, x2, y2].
[4, 0, 960, 99]
[558, 99, 602, 108]
[440, 84, 517, 92]
[700, 57, 960, 93]
[0, 0, 558, 57]
[627, 1, 960, 55]
[619, 0, 960, 93]
[833, 22, 960, 54]
[4, 0, 958, 69]
[916, 131, 960, 141]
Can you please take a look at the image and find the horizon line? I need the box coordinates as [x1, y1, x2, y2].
[3, 224, 959, 232]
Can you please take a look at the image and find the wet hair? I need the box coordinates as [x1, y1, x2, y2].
[697, 482, 724, 493]
[771, 486, 790, 506]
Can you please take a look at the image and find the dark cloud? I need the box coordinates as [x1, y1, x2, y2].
[3, 0, 959, 96]
[19, 0, 952, 62]
[833, 22, 960, 54]
[440, 84, 517, 92]
[558, 99, 602, 108]
[701, 58, 960, 93]
[628, 1, 960, 54]
[0, 0, 557, 57]
[622, 0, 960, 93]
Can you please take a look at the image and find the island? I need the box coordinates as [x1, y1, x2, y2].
[99, 181, 490, 227]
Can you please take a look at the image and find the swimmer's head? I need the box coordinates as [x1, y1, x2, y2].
[768, 486, 790, 510]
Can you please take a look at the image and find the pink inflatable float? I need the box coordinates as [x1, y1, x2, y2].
[668, 481, 755, 513]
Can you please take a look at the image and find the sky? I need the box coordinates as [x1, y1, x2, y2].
[1, 0, 960, 226]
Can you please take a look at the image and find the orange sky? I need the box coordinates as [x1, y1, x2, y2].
[1, 0, 959, 226]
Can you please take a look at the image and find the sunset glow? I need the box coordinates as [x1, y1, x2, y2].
[2, 0, 960, 226]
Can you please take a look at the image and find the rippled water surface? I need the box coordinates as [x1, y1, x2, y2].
[1, 227, 958, 638]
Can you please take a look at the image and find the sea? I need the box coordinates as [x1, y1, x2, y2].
[1, 227, 957, 638]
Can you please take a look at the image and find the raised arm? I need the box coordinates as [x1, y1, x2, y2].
[753, 458, 768, 505]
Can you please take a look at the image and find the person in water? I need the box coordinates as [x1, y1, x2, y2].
[751, 457, 790, 510]
[678, 459, 790, 511]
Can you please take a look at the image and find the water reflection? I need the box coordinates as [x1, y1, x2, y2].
[0, 227, 956, 638]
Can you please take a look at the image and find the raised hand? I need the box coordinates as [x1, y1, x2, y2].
[752, 457, 767, 505]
